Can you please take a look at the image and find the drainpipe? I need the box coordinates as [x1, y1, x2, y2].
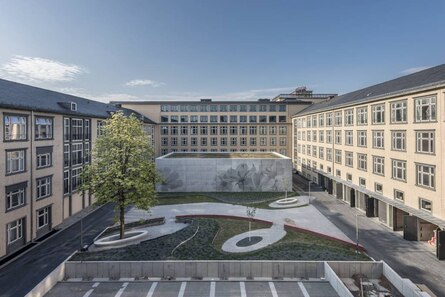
[30, 110, 34, 241]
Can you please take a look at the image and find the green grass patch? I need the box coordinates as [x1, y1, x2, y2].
[72, 218, 370, 261]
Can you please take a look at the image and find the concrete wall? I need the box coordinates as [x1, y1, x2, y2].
[65, 261, 324, 279]
[25, 257, 66, 297]
[156, 157, 292, 192]
[156, 154, 293, 192]
[382, 262, 430, 297]
[324, 262, 354, 297]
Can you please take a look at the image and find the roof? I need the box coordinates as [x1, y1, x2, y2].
[111, 100, 308, 105]
[0, 79, 155, 124]
[295, 64, 445, 116]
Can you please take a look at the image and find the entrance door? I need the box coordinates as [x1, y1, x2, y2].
[437, 230, 445, 260]
[327, 179, 333, 195]
[350, 189, 356, 207]
[336, 183, 343, 199]
[365, 195, 374, 217]
[403, 216, 418, 241]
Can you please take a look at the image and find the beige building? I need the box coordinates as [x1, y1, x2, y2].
[0, 79, 154, 259]
[114, 88, 336, 159]
[292, 65, 445, 251]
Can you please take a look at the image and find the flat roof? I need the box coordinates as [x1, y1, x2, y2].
[160, 152, 286, 159]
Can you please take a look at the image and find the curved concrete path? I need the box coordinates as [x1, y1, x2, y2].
[221, 225, 287, 253]
[126, 202, 353, 243]
[268, 195, 313, 208]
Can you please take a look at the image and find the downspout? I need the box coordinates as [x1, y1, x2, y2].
[30, 110, 34, 241]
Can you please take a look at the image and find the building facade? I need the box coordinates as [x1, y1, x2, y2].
[292, 65, 445, 246]
[114, 88, 336, 159]
[0, 79, 154, 259]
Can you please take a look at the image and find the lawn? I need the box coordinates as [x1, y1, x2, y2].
[156, 192, 300, 209]
[71, 218, 370, 261]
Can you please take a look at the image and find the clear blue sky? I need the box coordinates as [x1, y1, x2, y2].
[0, 0, 444, 102]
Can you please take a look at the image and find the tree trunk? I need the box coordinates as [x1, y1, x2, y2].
[120, 205, 125, 239]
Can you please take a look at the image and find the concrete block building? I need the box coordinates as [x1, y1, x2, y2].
[292, 64, 445, 245]
[0, 79, 154, 259]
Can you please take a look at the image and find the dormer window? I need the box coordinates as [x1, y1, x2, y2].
[71, 102, 77, 111]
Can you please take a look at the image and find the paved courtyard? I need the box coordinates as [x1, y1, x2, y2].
[126, 202, 353, 244]
[45, 280, 339, 297]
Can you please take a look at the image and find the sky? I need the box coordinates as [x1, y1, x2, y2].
[0, 0, 444, 102]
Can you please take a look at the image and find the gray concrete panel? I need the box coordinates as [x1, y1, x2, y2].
[121, 282, 154, 297]
[245, 282, 274, 297]
[303, 282, 340, 297]
[183, 282, 211, 297]
[90, 282, 124, 296]
[214, 282, 241, 297]
[152, 282, 182, 297]
[273, 282, 305, 297]
[44, 282, 93, 297]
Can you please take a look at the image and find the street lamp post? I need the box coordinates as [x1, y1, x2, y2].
[308, 181, 312, 204]
[355, 214, 359, 253]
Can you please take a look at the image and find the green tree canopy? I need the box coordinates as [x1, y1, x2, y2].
[82, 111, 161, 239]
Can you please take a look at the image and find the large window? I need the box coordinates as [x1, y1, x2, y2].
[373, 156, 385, 175]
[390, 100, 407, 123]
[6, 150, 26, 174]
[319, 131, 324, 143]
[63, 170, 70, 195]
[326, 130, 332, 144]
[4, 115, 27, 141]
[326, 148, 332, 161]
[319, 147, 324, 159]
[344, 109, 354, 125]
[335, 131, 342, 145]
[6, 183, 26, 211]
[71, 143, 83, 166]
[391, 131, 406, 151]
[335, 150, 342, 164]
[37, 152, 51, 168]
[345, 151, 353, 167]
[372, 104, 385, 124]
[7, 218, 24, 244]
[334, 111, 342, 126]
[319, 114, 325, 127]
[36, 176, 52, 199]
[416, 131, 435, 154]
[35, 117, 53, 140]
[326, 113, 332, 126]
[358, 154, 367, 171]
[71, 167, 82, 192]
[416, 164, 435, 189]
[345, 131, 353, 146]
[357, 131, 367, 147]
[37, 207, 50, 229]
[356, 107, 368, 125]
[415, 96, 436, 122]
[372, 131, 384, 149]
[71, 118, 83, 140]
[392, 159, 406, 181]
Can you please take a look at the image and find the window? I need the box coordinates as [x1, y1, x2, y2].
[270, 137, 276, 146]
[210, 105, 218, 112]
[415, 96, 436, 122]
[249, 105, 257, 112]
[240, 126, 247, 135]
[356, 107, 368, 125]
[359, 178, 366, 187]
[419, 198, 432, 212]
[249, 116, 257, 123]
[346, 174, 352, 181]
[391, 100, 407, 123]
[416, 164, 435, 189]
[180, 115, 188, 123]
[6, 183, 26, 211]
[4, 115, 27, 141]
[71, 143, 83, 166]
[326, 148, 332, 161]
[210, 126, 218, 135]
[358, 154, 367, 171]
[161, 105, 169, 112]
[191, 137, 197, 146]
[335, 150, 342, 164]
[37, 152, 51, 168]
[312, 145, 316, 156]
[336, 170, 341, 177]
[319, 114, 325, 127]
[84, 119, 90, 140]
[392, 159, 406, 181]
[373, 156, 385, 175]
[7, 218, 24, 244]
[240, 105, 247, 112]
[279, 126, 287, 135]
[220, 126, 228, 135]
[161, 116, 169, 123]
[200, 126, 208, 135]
[372, 104, 385, 124]
[200, 116, 208, 123]
[37, 207, 50, 229]
[319, 147, 324, 159]
[190, 116, 198, 123]
[259, 105, 267, 112]
[250, 138, 256, 146]
[280, 137, 287, 146]
[334, 111, 342, 126]
[269, 115, 277, 123]
[312, 116, 317, 128]
[6, 150, 26, 174]
[190, 126, 198, 135]
[345, 131, 353, 145]
[391, 131, 406, 151]
[240, 137, 247, 146]
[345, 109, 354, 125]
[326, 113, 332, 126]
[71, 118, 83, 140]
[230, 115, 238, 123]
[394, 190, 404, 202]
[36, 176, 52, 199]
[335, 131, 342, 145]
[249, 126, 257, 135]
[171, 137, 178, 146]
[416, 131, 435, 154]
[35, 117, 53, 140]
[171, 126, 178, 135]
[160, 126, 168, 135]
[63, 144, 70, 167]
[200, 105, 208, 112]
[279, 116, 286, 123]
[319, 131, 324, 143]
[307, 145, 311, 156]
[181, 126, 188, 135]
[97, 120, 105, 137]
[375, 183, 383, 194]
[181, 137, 188, 146]
[357, 130, 367, 147]
[211, 137, 217, 146]
[229, 105, 238, 112]
[230, 126, 238, 135]
[326, 130, 332, 144]
[307, 116, 311, 128]
[269, 126, 276, 135]
[71, 167, 82, 192]
[231, 137, 237, 146]
[201, 138, 207, 146]
[279, 105, 286, 112]
[220, 115, 228, 123]
[210, 116, 218, 123]
[372, 131, 384, 149]
[312, 130, 317, 141]
[345, 152, 353, 167]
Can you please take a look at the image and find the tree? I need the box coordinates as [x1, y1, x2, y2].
[82, 111, 161, 239]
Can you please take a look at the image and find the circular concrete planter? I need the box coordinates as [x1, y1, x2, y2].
[94, 230, 148, 248]
[276, 197, 299, 205]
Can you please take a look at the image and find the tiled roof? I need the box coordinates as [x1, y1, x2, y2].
[296, 64, 445, 116]
[0, 78, 155, 124]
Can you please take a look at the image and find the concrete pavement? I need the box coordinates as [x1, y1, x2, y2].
[292, 173, 445, 297]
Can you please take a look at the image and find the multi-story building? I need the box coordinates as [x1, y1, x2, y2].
[0, 79, 154, 259]
[113, 88, 336, 158]
[292, 65, 445, 250]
